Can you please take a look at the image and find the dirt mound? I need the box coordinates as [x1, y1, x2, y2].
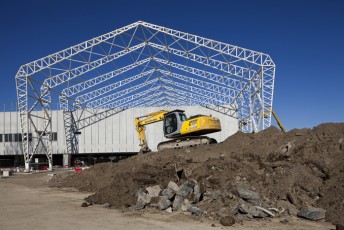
[51, 123, 344, 226]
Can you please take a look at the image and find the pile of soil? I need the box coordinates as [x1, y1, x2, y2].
[51, 123, 344, 225]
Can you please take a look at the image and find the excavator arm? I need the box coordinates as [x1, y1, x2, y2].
[263, 107, 286, 132]
[135, 110, 169, 153]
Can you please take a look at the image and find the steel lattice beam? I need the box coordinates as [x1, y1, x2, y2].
[15, 21, 275, 171]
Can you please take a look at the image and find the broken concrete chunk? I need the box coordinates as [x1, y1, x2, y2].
[136, 200, 145, 210]
[188, 205, 203, 216]
[165, 207, 173, 213]
[280, 142, 293, 156]
[135, 188, 148, 197]
[211, 190, 222, 200]
[146, 185, 162, 197]
[102, 203, 111, 208]
[172, 195, 184, 211]
[136, 193, 152, 209]
[193, 184, 201, 194]
[177, 181, 194, 197]
[237, 203, 267, 218]
[286, 192, 297, 205]
[162, 188, 175, 199]
[238, 203, 255, 214]
[157, 196, 171, 210]
[149, 196, 160, 207]
[297, 207, 326, 220]
[181, 199, 191, 211]
[277, 200, 298, 216]
[167, 181, 180, 193]
[219, 215, 235, 226]
[235, 187, 260, 202]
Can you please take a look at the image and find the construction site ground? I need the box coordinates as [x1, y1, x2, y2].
[0, 172, 334, 230]
[1, 123, 344, 229]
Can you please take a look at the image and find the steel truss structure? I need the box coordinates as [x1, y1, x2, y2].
[15, 21, 275, 171]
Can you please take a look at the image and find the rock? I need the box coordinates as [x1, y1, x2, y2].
[181, 199, 191, 211]
[135, 188, 148, 197]
[166, 207, 173, 213]
[280, 142, 293, 156]
[157, 196, 171, 210]
[286, 192, 297, 205]
[235, 187, 260, 202]
[177, 181, 195, 197]
[149, 196, 160, 207]
[173, 195, 184, 211]
[211, 190, 222, 200]
[280, 219, 289, 224]
[167, 181, 180, 193]
[288, 207, 298, 216]
[297, 207, 326, 220]
[237, 203, 266, 218]
[193, 184, 201, 194]
[81, 202, 88, 207]
[235, 176, 241, 182]
[162, 188, 175, 199]
[211, 223, 216, 227]
[102, 203, 111, 208]
[236, 181, 250, 190]
[219, 215, 235, 226]
[136, 201, 145, 210]
[193, 184, 203, 202]
[136, 193, 152, 209]
[277, 200, 298, 216]
[146, 185, 162, 197]
[188, 205, 203, 216]
[202, 191, 212, 201]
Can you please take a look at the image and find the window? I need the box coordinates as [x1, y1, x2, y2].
[14, 133, 22, 142]
[0, 134, 2, 142]
[179, 113, 187, 122]
[52, 132, 58, 141]
[165, 114, 178, 134]
[5, 134, 13, 142]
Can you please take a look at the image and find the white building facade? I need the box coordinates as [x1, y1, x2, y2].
[0, 106, 238, 167]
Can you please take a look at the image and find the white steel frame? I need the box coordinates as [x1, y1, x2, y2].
[15, 21, 275, 171]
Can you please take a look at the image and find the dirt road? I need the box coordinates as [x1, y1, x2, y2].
[0, 172, 335, 230]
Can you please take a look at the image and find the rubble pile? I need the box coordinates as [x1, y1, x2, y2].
[51, 123, 344, 226]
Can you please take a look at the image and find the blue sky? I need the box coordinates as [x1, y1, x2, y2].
[0, 0, 343, 130]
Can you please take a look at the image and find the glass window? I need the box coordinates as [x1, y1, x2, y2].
[165, 114, 178, 134]
[179, 113, 187, 122]
[14, 133, 22, 142]
[52, 132, 58, 141]
[0, 134, 2, 142]
[5, 134, 13, 142]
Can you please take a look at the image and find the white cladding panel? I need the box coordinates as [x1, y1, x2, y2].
[0, 106, 238, 155]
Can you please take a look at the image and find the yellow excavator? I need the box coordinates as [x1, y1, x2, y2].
[135, 110, 221, 153]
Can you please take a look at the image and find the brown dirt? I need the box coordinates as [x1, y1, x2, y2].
[51, 123, 344, 226]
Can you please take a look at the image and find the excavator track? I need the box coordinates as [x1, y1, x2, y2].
[157, 136, 217, 151]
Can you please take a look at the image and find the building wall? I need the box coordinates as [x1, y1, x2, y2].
[0, 106, 239, 155]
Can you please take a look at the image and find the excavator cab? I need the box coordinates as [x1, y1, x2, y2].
[163, 110, 187, 138]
